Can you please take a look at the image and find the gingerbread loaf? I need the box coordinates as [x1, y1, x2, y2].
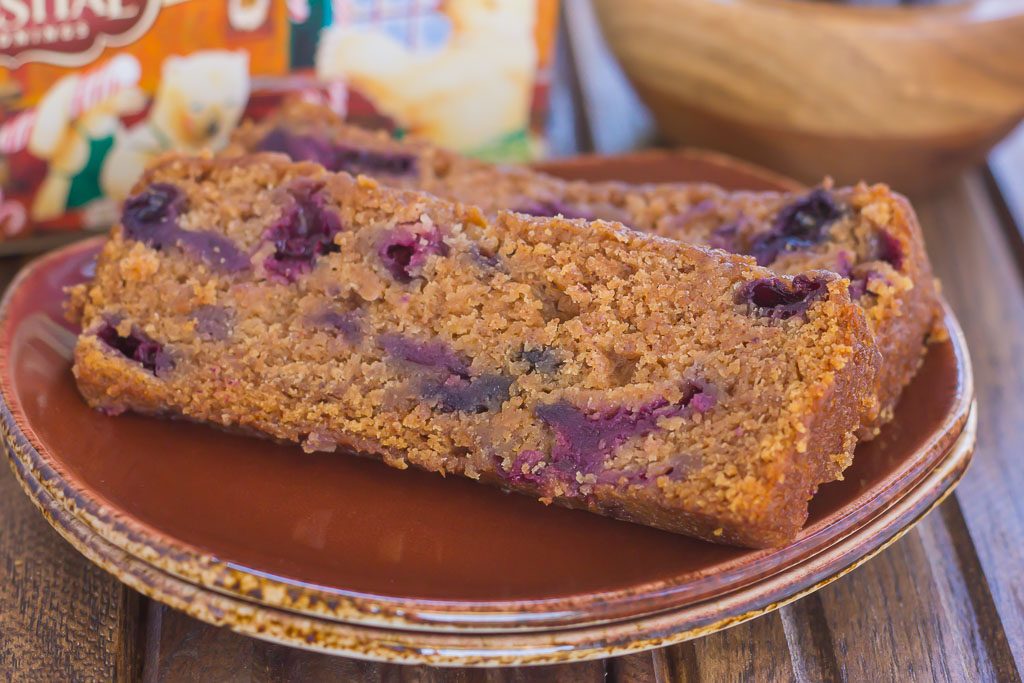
[230, 101, 939, 435]
[69, 154, 880, 548]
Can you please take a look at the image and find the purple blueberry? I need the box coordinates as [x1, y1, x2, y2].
[97, 321, 173, 375]
[849, 276, 868, 300]
[121, 184, 249, 272]
[707, 221, 740, 252]
[257, 128, 337, 168]
[506, 450, 546, 485]
[191, 305, 232, 341]
[748, 189, 844, 265]
[312, 309, 363, 343]
[495, 384, 715, 490]
[379, 334, 470, 377]
[535, 385, 716, 480]
[737, 274, 832, 320]
[263, 182, 343, 282]
[258, 128, 417, 176]
[122, 183, 183, 230]
[848, 270, 883, 300]
[537, 400, 671, 476]
[469, 245, 502, 270]
[377, 225, 448, 283]
[875, 230, 905, 271]
[379, 333, 512, 413]
[422, 373, 513, 414]
[835, 250, 855, 278]
[689, 391, 716, 414]
[174, 231, 251, 272]
[333, 144, 417, 176]
[513, 199, 595, 221]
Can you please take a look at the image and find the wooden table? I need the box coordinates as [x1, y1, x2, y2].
[3, 4, 1023, 681]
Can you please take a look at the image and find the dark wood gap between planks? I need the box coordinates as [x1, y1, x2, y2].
[120, 585, 146, 682]
[937, 498, 1023, 683]
[778, 594, 843, 682]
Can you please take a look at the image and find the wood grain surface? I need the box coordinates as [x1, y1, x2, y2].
[589, 0, 1024, 191]
[0, 256, 142, 683]
[2, 2, 1024, 681]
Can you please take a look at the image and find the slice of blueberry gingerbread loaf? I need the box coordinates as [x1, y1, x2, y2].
[69, 154, 880, 548]
[230, 100, 939, 435]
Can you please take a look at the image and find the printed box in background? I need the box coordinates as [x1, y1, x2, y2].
[0, 0, 559, 250]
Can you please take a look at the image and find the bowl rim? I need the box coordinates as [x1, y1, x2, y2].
[622, 0, 1011, 22]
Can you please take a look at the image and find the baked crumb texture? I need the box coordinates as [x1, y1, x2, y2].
[230, 100, 940, 438]
[71, 154, 881, 548]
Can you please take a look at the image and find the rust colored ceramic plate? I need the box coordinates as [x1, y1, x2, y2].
[0, 151, 975, 665]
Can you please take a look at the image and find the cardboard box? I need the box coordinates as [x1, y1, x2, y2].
[0, 0, 558, 250]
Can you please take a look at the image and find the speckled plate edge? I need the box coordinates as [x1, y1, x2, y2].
[4, 401, 976, 666]
[0, 235, 975, 634]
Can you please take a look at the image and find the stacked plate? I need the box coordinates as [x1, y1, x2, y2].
[0, 155, 975, 666]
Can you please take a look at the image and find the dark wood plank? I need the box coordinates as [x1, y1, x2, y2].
[607, 652, 660, 682]
[668, 614, 796, 682]
[143, 604, 607, 682]
[814, 516, 998, 682]
[777, 595, 842, 682]
[0, 259, 142, 682]
[929, 501, 1021, 683]
[915, 173, 1024, 676]
[640, 512, 1010, 683]
[702, 502, 1018, 683]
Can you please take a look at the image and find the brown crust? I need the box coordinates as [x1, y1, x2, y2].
[71, 153, 880, 548]
[858, 190, 941, 434]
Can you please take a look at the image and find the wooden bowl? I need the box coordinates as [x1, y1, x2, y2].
[590, 0, 1024, 194]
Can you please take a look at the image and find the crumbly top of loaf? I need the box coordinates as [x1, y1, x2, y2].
[72, 153, 878, 532]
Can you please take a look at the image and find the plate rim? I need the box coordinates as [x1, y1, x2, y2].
[3, 400, 976, 666]
[0, 235, 976, 633]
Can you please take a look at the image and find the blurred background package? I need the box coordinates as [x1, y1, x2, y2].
[0, 0, 559, 251]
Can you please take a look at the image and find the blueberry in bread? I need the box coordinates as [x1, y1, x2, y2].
[69, 154, 881, 548]
[230, 101, 939, 436]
